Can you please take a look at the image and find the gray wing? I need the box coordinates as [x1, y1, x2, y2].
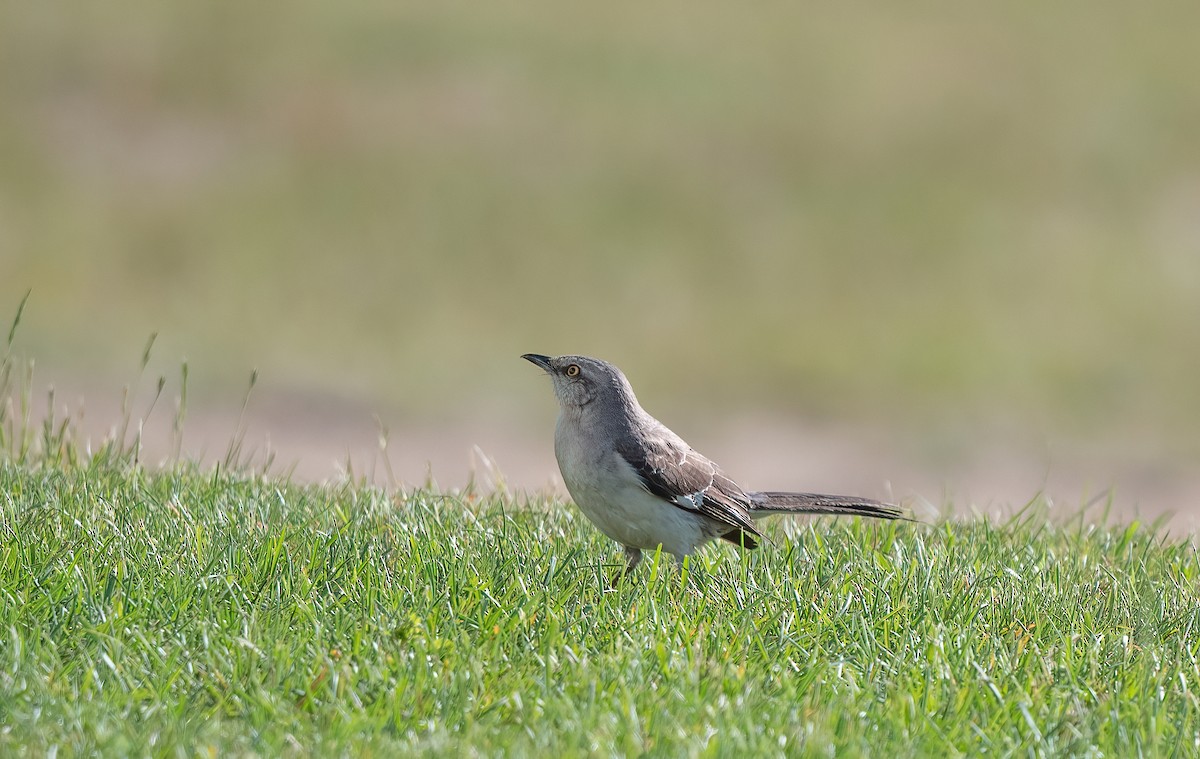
[614, 426, 761, 539]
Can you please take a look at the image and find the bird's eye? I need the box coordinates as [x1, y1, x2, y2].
[565, 364, 581, 377]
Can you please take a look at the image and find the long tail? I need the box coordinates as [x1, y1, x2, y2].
[748, 491, 906, 521]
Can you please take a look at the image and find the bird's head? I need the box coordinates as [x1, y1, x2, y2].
[521, 353, 636, 413]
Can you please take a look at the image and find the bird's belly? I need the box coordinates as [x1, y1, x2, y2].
[554, 415, 710, 557]
[572, 484, 705, 557]
[555, 437, 707, 556]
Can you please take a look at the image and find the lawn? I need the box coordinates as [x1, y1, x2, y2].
[2, 457, 1197, 756]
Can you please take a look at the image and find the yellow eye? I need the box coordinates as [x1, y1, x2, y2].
[565, 364, 580, 377]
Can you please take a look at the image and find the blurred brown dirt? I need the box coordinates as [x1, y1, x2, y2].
[24, 372, 1200, 537]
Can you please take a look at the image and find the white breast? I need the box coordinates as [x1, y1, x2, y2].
[554, 413, 710, 558]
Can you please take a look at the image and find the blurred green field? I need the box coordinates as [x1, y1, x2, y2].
[2, 2, 1198, 450]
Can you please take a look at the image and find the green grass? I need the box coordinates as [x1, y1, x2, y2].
[2, 457, 1198, 756]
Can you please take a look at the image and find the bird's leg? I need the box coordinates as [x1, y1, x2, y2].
[625, 546, 643, 573]
[609, 546, 642, 586]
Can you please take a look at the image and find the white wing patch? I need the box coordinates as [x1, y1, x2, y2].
[671, 454, 716, 512]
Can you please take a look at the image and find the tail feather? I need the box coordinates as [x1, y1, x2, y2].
[749, 491, 906, 521]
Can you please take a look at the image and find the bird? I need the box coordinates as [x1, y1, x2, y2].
[521, 353, 905, 577]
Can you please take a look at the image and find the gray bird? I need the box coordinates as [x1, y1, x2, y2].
[522, 353, 905, 577]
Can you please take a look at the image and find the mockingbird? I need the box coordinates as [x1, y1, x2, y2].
[522, 353, 904, 576]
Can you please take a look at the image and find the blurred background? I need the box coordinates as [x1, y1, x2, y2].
[2, 3, 1198, 524]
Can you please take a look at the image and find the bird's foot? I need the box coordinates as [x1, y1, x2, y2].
[607, 546, 643, 588]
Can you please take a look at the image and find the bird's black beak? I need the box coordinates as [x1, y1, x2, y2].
[521, 353, 553, 372]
